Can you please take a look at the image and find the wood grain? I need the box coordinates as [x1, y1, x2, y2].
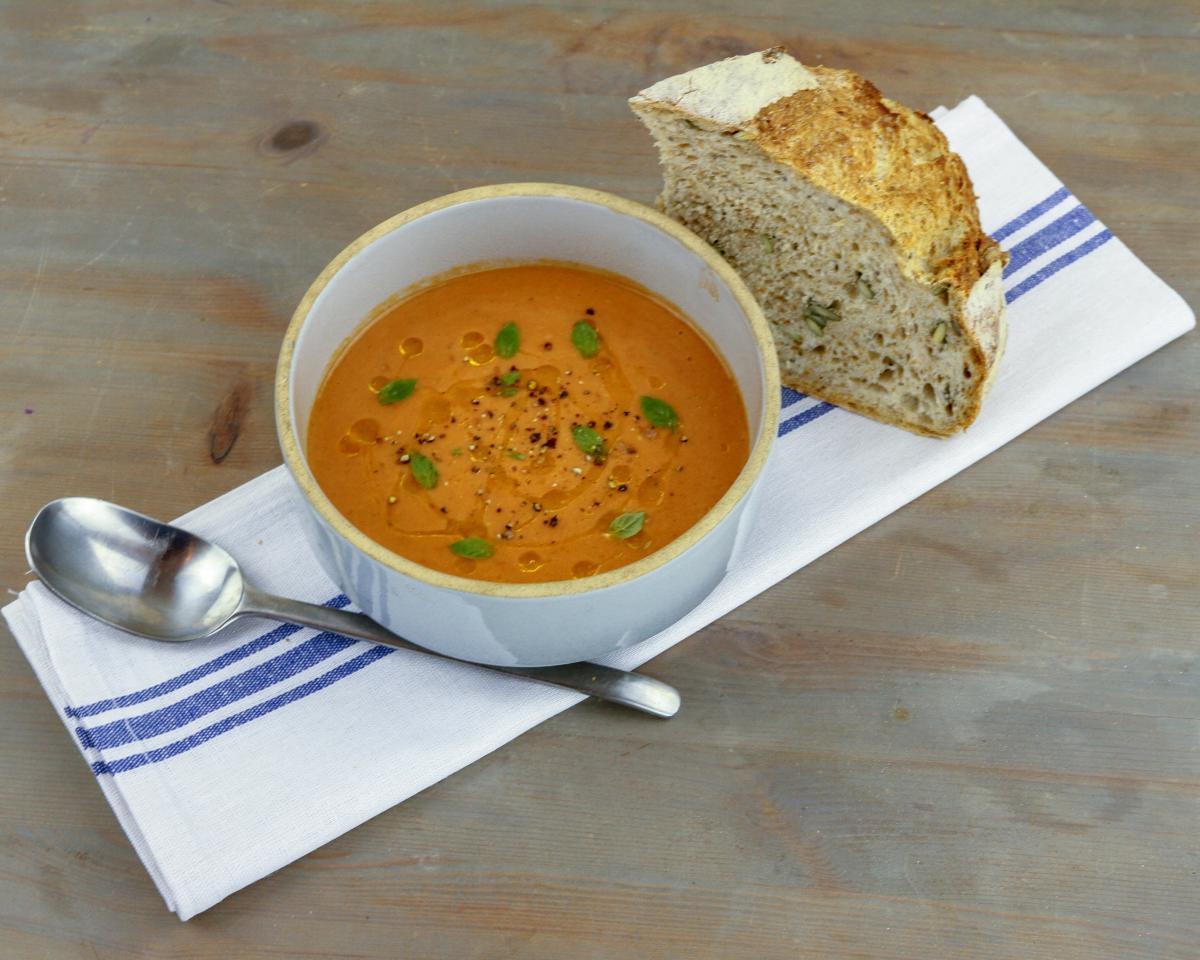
[1, 1, 1196, 957]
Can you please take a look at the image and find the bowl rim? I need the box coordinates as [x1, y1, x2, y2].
[276, 182, 780, 599]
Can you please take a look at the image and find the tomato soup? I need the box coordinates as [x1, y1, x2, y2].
[306, 263, 749, 583]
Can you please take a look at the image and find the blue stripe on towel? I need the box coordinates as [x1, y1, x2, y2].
[781, 386, 807, 409]
[91, 645, 396, 776]
[1005, 230, 1114, 304]
[779, 402, 836, 436]
[1003, 205, 1095, 278]
[990, 186, 1071, 243]
[65, 595, 351, 719]
[76, 631, 360, 751]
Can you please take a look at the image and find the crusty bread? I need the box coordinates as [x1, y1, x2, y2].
[630, 48, 1008, 437]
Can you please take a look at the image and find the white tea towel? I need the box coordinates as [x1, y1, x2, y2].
[4, 96, 1193, 920]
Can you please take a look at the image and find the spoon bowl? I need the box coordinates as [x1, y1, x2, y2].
[24, 497, 681, 717]
[27, 498, 244, 642]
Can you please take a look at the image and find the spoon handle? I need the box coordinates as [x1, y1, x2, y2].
[237, 587, 680, 719]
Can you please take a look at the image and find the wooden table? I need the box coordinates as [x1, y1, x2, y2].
[2, 2, 1196, 956]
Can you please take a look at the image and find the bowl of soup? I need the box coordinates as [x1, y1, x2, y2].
[277, 183, 779, 666]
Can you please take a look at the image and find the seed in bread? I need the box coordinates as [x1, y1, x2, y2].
[630, 48, 1008, 437]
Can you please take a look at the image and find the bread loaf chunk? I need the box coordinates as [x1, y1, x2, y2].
[630, 49, 1008, 437]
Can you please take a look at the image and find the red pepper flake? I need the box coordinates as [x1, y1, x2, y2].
[548, 515, 559, 527]
[585, 307, 595, 316]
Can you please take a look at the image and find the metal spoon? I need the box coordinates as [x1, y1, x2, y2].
[24, 498, 680, 718]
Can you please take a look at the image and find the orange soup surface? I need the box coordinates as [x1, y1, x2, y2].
[307, 263, 749, 582]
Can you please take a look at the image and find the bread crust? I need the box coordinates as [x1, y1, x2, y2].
[631, 50, 1009, 437]
[751, 66, 1007, 383]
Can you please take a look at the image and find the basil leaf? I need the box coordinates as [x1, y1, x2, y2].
[494, 322, 520, 359]
[571, 319, 599, 358]
[571, 424, 607, 458]
[506, 450, 526, 460]
[500, 370, 520, 386]
[450, 537, 494, 559]
[377, 378, 417, 404]
[640, 395, 678, 430]
[409, 452, 438, 490]
[609, 511, 645, 539]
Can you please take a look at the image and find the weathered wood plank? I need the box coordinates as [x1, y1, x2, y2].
[1, 1, 1196, 957]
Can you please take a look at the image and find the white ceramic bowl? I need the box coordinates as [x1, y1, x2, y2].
[276, 184, 779, 666]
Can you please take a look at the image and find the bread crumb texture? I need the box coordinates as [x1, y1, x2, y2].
[631, 49, 1008, 437]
